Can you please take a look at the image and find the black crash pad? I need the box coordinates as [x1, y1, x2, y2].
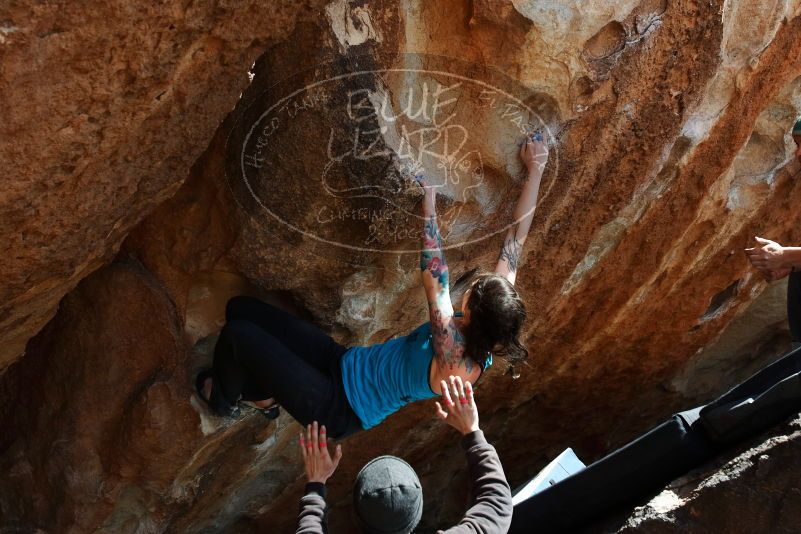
[510, 346, 801, 533]
[509, 409, 715, 533]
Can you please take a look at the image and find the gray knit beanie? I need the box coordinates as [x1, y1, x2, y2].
[353, 455, 423, 534]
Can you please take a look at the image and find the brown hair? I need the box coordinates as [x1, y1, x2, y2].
[453, 267, 528, 369]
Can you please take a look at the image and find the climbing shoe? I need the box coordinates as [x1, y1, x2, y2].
[239, 399, 281, 420]
[195, 368, 240, 418]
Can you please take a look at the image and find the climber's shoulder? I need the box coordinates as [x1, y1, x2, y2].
[429, 353, 482, 393]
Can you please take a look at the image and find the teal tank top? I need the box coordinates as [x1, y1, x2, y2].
[340, 321, 438, 429]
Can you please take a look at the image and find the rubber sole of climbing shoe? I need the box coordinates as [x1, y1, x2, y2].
[239, 400, 281, 420]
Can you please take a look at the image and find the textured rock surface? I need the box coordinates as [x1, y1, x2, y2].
[0, 0, 327, 370]
[0, 262, 300, 532]
[595, 413, 801, 533]
[5, 0, 801, 532]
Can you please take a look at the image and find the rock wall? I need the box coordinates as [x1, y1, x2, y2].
[4, 0, 801, 532]
[0, 0, 329, 370]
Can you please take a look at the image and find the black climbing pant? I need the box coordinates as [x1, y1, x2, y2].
[209, 295, 364, 439]
[788, 270, 801, 342]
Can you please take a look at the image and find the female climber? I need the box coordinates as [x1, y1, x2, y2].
[195, 132, 549, 439]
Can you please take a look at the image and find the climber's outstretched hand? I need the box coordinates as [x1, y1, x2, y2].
[299, 421, 342, 484]
[520, 131, 549, 177]
[434, 375, 480, 436]
[397, 158, 430, 189]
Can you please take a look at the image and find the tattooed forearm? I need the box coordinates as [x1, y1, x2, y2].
[421, 215, 450, 293]
[420, 197, 473, 374]
[499, 233, 523, 273]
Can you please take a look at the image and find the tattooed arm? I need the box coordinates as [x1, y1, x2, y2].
[495, 135, 549, 285]
[417, 174, 473, 379]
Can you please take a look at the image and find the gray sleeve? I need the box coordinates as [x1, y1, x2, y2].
[437, 430, 514, 534]
[296, 483, 328, 534]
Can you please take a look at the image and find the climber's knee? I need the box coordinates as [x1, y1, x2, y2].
[222, 319, 282, 369]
